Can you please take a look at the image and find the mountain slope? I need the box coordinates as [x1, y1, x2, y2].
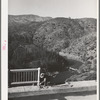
[33, 18, 96, 52]
[62, 32, 96, 70]
[8, 14, 52, 23]
[8, 15, 97, 83]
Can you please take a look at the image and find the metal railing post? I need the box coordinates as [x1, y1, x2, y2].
[37, 67, 40, 87]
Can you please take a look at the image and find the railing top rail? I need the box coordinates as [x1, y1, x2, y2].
[10, 68, 40, 72]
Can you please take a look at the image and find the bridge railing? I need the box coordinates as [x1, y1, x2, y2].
[9, 68, 40, 87]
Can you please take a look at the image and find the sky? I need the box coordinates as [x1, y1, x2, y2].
[8, 0, 97, 18]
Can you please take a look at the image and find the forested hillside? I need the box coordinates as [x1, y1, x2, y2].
[8, 15, 97, 83]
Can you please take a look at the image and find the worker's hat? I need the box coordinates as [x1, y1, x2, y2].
[40, 73, 44, 78]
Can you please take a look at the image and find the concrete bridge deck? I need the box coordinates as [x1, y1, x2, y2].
[8, 80, 97, 99]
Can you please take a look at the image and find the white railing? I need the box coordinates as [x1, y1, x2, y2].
[9, 68, 40, 87]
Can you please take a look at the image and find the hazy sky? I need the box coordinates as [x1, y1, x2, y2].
[8, 0, 97, 18]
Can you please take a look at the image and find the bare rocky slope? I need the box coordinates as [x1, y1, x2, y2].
[8, 15, 97, 84]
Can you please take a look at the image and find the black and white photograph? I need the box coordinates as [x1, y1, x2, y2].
[8, 0, 98, 100]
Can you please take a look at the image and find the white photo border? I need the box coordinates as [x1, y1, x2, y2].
[1, 0, 99, 100]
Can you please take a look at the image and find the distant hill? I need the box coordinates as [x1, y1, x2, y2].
[8, 14, 52, 23]
[8, 14, 97, 83]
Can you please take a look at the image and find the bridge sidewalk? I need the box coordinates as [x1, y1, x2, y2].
[8, 80, 97, 98]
